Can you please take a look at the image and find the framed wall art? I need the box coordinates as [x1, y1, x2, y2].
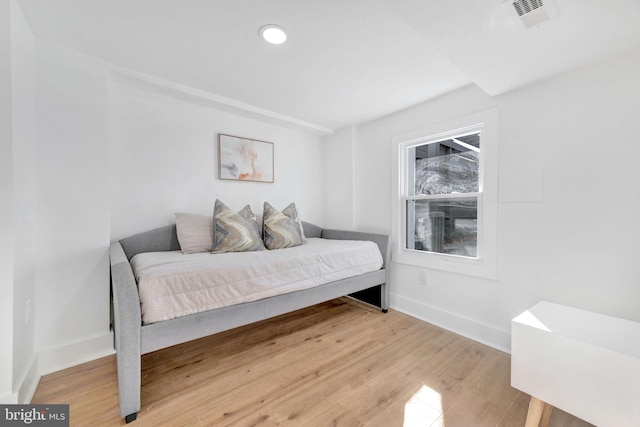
[218, 134, 274, 183]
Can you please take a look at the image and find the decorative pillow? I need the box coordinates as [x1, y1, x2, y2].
[282, 203, 306, 242]
[175, 213, 214, 254]
[212, 199, 265, 253]
[263, 202, 304, 250]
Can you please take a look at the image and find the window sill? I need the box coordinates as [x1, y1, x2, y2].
[394, 246, 497, 280]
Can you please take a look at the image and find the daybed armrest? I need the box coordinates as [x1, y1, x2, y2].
[320, 228, 391, 310]
[110, 242, 142, 419]
[321, 229, 390, 269]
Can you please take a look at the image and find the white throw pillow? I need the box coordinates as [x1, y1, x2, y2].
[175, 213, 214, 254]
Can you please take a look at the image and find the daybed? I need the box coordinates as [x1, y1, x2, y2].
[109, 221, 390, 423]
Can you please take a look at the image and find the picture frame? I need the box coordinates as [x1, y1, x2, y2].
[218, 134, 274, 183]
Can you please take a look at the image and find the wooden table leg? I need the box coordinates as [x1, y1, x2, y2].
[540, 403, 553, 427]
[525, 396, 548, 427]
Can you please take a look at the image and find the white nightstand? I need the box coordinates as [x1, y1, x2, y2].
[511, 301, 640, 427]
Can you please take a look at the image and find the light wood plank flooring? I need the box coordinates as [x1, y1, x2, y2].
[32, 298, 593, 426]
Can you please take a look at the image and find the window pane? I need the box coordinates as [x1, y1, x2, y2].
[406, 198, 478, 257]
[414, 133, 480, 195]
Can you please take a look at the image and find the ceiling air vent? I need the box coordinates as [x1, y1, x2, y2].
[512, 0, 550, 28]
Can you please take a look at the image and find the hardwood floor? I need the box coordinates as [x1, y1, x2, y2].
[32, 298, 593, 427]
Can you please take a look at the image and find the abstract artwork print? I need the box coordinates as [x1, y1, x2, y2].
[218, 134, 274, 183]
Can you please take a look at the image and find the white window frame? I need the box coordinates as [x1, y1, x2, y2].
[391, 109, 498, 279]
[403, 125, 483, 259]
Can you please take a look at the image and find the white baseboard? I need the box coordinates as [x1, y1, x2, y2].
[6, 332, 114, 404]
[18, 356, 39, 404]
[0, 392, 18, 404]
[38, 331, 115, 376]
[1, 356, 39, 404]
[391, 294, 511, 353]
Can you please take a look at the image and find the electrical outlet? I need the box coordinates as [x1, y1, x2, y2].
[418, 270, 428, 286]
[25, 299, 32, 326]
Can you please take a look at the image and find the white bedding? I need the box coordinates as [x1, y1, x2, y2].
[131, 238, 383, 324]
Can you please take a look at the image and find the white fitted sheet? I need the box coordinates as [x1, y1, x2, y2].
[131, 238, 383, 324]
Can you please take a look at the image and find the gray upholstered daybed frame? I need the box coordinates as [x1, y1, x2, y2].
[109, 221, 390, 423]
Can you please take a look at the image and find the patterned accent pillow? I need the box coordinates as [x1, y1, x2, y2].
[212, 199, 265, 253]
[282, 203, 306, 242]
[263, 202, 304, 250]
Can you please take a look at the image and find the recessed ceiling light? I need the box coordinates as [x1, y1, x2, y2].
[260, 24, 287, 45]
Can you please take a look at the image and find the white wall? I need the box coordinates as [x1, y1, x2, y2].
[322, 126, 355, 230]
[109, 79, 325, 240]
[0, 0, 16, 402]
[34, 39, 112, 372]
[0, 0, 39, 403]
[498, 52, 640, 319]
[325, 51, 640, 351]
[10, 0, 38, 402]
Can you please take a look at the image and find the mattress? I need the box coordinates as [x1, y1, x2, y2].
[131, 237, 383, 324]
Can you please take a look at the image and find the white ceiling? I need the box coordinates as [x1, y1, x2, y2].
[16, 0, 640, 133]
[387, 0, 640, 96]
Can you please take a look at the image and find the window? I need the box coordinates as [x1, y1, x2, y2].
[404, 127, 482, 258]
[391, 109, 498, 279]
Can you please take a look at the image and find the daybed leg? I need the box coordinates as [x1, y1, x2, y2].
[382, 308, 388, 313]
[125, 412, 137, 423]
